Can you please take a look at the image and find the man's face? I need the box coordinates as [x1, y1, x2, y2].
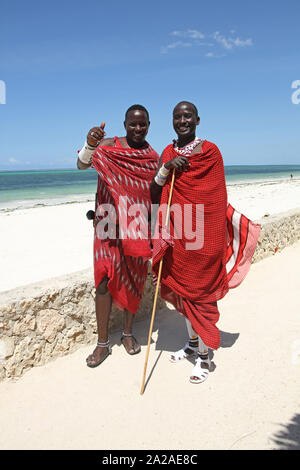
[124, 110, 150, 146]
[173, 103, 200, 139]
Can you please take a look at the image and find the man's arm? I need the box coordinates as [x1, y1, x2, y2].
[150, 155, 163, 204]
[77, 142, 97, 170]
[150, 154, 190, 204]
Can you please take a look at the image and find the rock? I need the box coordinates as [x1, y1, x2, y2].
[0, 366, 5, 380]
[0, 321, 11, 334]
[0, 337, 15, 360]
[36, 309, 65, 343]
[13, 315, 36, 335]
[13, 337, 35, 362]
[4, 357, 24, 378]
[62, 303, 83, 321]
[66, 325, 84, 339]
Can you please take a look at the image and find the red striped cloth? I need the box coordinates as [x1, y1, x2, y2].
[152, 141, 261, 348]
[92, 137, 159, 313]
[226, 203, 261, 288]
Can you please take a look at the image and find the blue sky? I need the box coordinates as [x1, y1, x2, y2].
[0, 0, 300, 170]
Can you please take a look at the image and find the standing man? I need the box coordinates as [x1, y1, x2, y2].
[78, 105, 159, 367]
[151, 101, 260, 384]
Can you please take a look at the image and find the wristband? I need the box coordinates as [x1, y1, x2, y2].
[78, 141, 96, 164]
[159, 164, 170, 177]
[154, 173, 168, 186]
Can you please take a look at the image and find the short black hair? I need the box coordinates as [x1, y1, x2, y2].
[125, 104, 150, 121]
[174, 101, 199, 118]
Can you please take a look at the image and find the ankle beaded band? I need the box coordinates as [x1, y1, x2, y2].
[97, 340, 109, 347]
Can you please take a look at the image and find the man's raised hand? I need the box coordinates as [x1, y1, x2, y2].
[87, 122, 106, 147]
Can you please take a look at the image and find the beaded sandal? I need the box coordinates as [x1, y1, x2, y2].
[86, 340, 111, 368]
[121, 333, 141, 355]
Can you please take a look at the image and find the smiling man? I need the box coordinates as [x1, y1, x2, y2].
[151, 101, 260, 384]
[77, 105, 159, 368]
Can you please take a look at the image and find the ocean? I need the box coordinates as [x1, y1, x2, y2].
[1, 165, 300, 212]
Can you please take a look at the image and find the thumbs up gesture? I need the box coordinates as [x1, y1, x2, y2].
[87, 122, 106, 147]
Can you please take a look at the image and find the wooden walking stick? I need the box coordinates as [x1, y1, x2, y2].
[140, 168, 176, 395]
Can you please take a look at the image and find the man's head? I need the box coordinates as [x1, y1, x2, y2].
[172, 101, 200, 143]
[124, 104, 150, 147]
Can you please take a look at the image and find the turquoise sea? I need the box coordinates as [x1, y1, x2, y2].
[1, 165, 300, 212]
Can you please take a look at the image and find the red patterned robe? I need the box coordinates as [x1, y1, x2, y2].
[92, 137, 159, 313]
[152, 141, 260, 349]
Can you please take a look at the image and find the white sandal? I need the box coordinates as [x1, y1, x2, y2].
[169, 342, 198, 363]
[189, 355, 211, 383]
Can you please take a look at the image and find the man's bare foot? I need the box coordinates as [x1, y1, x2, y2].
[121, 334, 141, 355]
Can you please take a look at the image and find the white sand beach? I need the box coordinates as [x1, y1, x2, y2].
[0, 241, 299, 450]
[1, 177, 300, 293]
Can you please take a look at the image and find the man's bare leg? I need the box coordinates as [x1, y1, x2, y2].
[86, 276, 112, 366]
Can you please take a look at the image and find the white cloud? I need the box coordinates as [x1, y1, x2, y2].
[8, 158, 20, 165]
[213, 31, 253, 50]
[161, 28, 253, 55]
[232, 37, 253, 47]
[194, 41, 215, 47]
[171, 30, 182, 37]
[161, 41, 192, 54]
[161, 29, 209, 54]
[186, 29, 205, 39]
[171, 29, 205, 39]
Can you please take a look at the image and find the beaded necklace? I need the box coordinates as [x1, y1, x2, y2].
[173, 137, 203, 156]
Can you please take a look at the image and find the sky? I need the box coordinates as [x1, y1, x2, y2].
[0, 0, 300, 170]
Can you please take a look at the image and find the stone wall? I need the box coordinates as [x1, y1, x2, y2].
[252, 208, 300, 262]
[1, 207, 300, 382]
[0, 270, 163, 381]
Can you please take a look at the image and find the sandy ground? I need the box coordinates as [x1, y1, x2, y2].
[1, 178, 300, 293]
[227, 177, 300, 220]
[0, 202, 93, 292]
[0, 241, 299, 450]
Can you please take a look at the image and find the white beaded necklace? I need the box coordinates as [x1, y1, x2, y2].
[174, 137, 202, 155]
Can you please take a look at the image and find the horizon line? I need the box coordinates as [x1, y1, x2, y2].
[1, 163, 300, 172]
